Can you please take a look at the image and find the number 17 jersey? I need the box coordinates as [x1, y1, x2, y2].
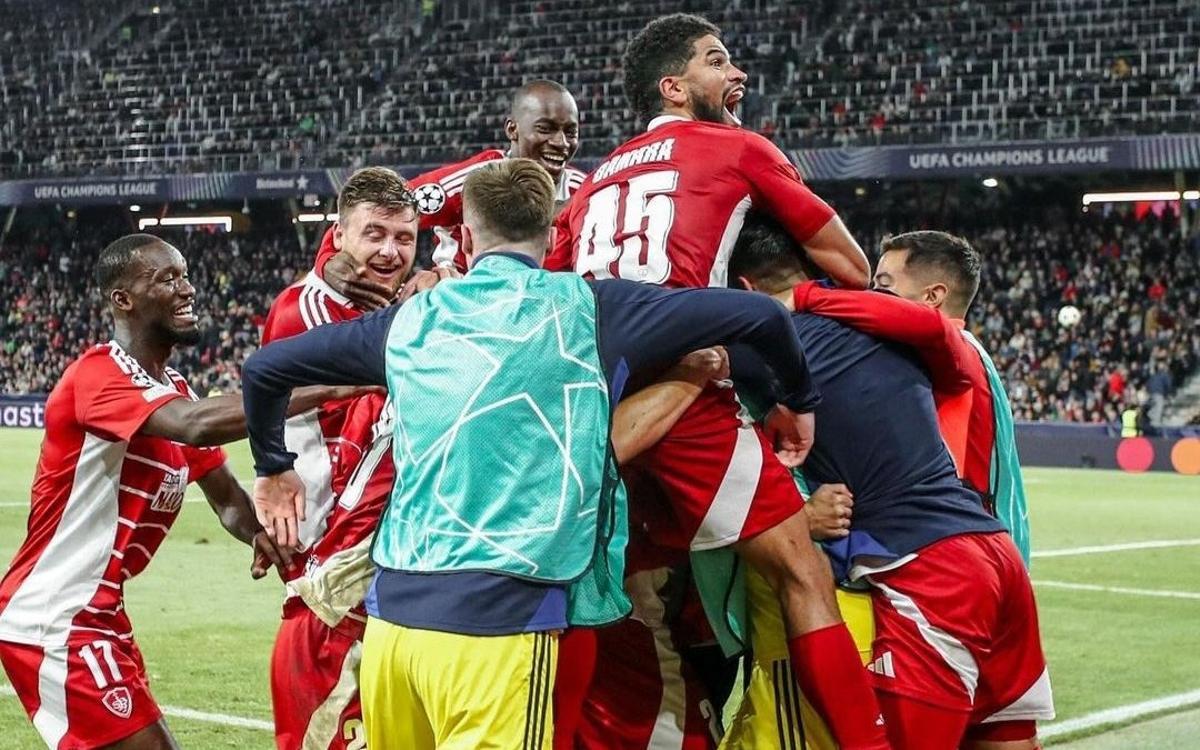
[547, 115, 835, 289]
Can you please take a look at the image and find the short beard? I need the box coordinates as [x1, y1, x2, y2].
[173, 327, 203, 347]
[690, 95, 727, 125]
[154, 320, 203, 348]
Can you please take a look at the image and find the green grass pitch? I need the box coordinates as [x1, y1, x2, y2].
[0, 427, 1195, 748]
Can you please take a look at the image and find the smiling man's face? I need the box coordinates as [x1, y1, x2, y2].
[506, 88, 580, 180]
[334, 202, 418, 295]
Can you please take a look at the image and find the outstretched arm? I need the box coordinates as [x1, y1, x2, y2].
[195, 464, 293, 578]
[593, 282, 820, 465]
[242, 306, 398, 547]
[140, 385, 376, 447]
[793, 282, 974, 394]
[592, 280, 820, 414]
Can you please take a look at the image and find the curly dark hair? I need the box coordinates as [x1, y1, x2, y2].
[622, 13, 721, 124]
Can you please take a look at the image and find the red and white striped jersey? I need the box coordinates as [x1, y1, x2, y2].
[0, 342, 226, 647]
[261, 270, 360, 343]
[313, 149, 586, 274]
[260, 270, 396, 619]
[292, 391, 395, 624]
[261, 272, 360, 557]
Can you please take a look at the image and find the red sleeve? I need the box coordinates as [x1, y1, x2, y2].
[313, 227, 338, 278]
[793, 282, 974, 394]
[184, 444, 228, 482]
[741, 133, 835, 242]
[412, 151, 507, 270]
[73, 352, 185, 442]
[261, 286, 308, 345]
[543, 208, 575, 272]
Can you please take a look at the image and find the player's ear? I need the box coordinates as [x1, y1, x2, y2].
[109, 288, 133, 312]
[924, 282, 949, 309]
[658, 74, 688, 110]
[735, 274, 755, 292]
[331, 222, 344, 252]
[504, 117, 519, 146]
[460, 225, 475, 267]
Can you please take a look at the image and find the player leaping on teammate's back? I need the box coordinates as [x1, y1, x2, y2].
[546, 13, 888, 749]
[0, 235, 349, 750]
[317, 79, 586, 307]
[243, 159, 830, 749]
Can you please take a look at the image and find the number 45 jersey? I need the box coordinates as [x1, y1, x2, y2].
[546, 115, 835, 289]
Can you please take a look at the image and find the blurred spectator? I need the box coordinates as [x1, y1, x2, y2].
[0, 226, 310, 395]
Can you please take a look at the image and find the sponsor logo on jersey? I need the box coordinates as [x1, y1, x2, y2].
[102, 686, 133, 719]
[150, 466, 189, 513]
[414, 183, 447, 215]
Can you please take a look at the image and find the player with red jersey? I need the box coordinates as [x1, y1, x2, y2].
[0, 234, 326, 750]
[261, 167, 418, 750]
[315, 80, 586, 309]
[548, 14, 888, 750]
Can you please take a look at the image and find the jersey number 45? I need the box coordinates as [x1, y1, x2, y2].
[575, 170, 678, 284]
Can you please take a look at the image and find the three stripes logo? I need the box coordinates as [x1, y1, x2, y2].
[772, 659, 806, 750]
[522, 632, 553, 749]
[867, 651, 896, 678]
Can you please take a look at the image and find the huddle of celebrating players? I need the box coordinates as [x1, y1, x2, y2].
[0, 12, 1054, 750]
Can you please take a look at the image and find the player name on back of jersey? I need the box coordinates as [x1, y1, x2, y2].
[592, 138, 675, 183]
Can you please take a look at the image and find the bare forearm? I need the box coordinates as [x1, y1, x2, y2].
[163, 387, 361, 447]
[803, 217, 869, 289]
[183, 395, 249, 446]
[199, 469, 261, 546]
[288, 385, 353, 416]
[216, 501, 260, 546]
[612, 369, 710, 465]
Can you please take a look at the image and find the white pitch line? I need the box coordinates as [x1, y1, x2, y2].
[1041, 688, 1200, 739]
[1033, 539, 1200, 558]
[1034, 580, 1200, 600]
[0, 685, 271, 731]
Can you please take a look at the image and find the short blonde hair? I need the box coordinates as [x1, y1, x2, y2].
[463, 159, 556, 243]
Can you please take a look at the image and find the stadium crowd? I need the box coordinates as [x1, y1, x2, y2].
[970, 211, 1199, 424]
[2, 209, 1195, 426]
[6, 0, 1196, 174]
[0, 226, 310, 395]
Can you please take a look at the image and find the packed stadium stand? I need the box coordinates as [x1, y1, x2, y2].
[4, 0, 421, 176]
[0, 226, 310, 395]
[770, 0, 1200, 147]
[2, 208, 1195, 427]
[5, 0, 1197, 173]
[329, 0, 826, 165]
[967, 212, 1197, 424]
